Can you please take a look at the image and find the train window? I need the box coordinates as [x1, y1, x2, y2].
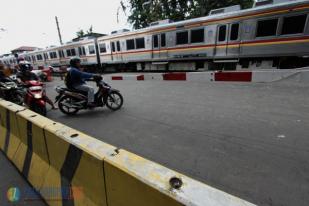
[126, 39, 135, 50]
[66, 49, 76, 57]
[230, 23, 239, 41]
[117, 41, 121, 51]
[89, 45, 95, 54]
[58, 50, 63, 58]
[49, 52, 57, 59]
[112, 42, 116, 52]
[82, 47, 86, 56]
[176, 31, 189, 45]
[71, 49, 76, 56]
[256, 18, 278, 37]
[191, 28, 204, 43]
[218, 25, 227, 42]
[66, 49, 71, 57]
[153, 35, 159, 48]
[36, 54, 43, 60]
[78, 47, 83, 56]
[32, 56, 36, 61]
[99, 43, 107, 53]
[161, 33, 166, 47]
[136, 38, 145, 49]
[281, 14, 307, 35]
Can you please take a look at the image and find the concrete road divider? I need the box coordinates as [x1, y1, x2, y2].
[0, 100, 25, 161]
[163, 73, 187, 81]
[13, 110, 53, 192]
[104, 148, 255, 206]
[187, 72, 214, 82]
[0, 99, 256, 206]
[42, 125, 115, 206]
[214, 71, 252, 82]
[107, 69, 309, 83]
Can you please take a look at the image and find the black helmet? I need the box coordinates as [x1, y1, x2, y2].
[19, 61, 32, 73]
[70, 56, 81, 68]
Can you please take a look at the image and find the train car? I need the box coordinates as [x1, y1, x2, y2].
[39, 37, 99, 71]
[29, 49, 46, 69]
[96, 0, 309, 71]
[2, 0, 309, 71]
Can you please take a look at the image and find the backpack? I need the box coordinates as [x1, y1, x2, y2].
[64, 70, 73, 89]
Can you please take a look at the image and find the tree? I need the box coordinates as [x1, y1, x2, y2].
[120, 0, 254, 29]
[76, 26, 94, 38]
[87, 25, 93, 35]
[76, 29, 85, 38]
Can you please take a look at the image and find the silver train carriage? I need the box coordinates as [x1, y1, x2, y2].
[96, 0, 309, 71]
[20, 38, 98, 71]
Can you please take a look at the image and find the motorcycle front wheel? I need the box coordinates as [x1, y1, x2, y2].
[105, 91, 123, 111]
[58, 96, 80, 115]
[32, 104, 47, 116]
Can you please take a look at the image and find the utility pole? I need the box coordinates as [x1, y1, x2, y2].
[55, 16, 63, 45]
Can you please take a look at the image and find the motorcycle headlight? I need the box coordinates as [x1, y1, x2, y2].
[33, 93, 42, 99]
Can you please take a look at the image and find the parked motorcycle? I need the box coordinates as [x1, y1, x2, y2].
[0, 77, 24, 105]
[55, 77, 123, 115]
[23, 80, 47, 116]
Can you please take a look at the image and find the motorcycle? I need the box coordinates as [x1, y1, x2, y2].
[0, 77, 24, 105]
[23, 80, 47, 116]
[55, 77, 123, 115]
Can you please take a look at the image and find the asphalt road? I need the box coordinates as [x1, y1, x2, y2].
[1, 77, 309, 206]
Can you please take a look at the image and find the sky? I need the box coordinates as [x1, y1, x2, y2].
[0, 0, 128, 54]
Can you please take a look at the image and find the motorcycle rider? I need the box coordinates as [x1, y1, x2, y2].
[66, 57, 99, 107]
[17, 61, 57, 109]
[16, 61, 38, 81]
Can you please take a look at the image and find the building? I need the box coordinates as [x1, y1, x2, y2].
[11, 46, 38, 55]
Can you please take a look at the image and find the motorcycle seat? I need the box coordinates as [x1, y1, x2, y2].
[64, 87, 88, 95]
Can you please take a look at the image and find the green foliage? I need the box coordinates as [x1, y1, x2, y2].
[76, 29, 85, 38]
[87, 25, 93, 35]
[76, 26, 94, 38]
[120, 0, 254, 29]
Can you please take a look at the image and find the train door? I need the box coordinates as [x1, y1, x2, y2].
[152, 34, 159, 59]
[227, 23, 241, 58]
[159, 33, 168, 59]
[215, 23, 241, 58]
[215, 24, 228, 57]
[111, 41, 122, 62]
[152, 33, 168, 59]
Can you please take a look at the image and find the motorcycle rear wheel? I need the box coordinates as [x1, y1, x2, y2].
[58, 96, 80, 115]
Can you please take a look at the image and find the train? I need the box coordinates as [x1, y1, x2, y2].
[1, 0, 309, 72]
